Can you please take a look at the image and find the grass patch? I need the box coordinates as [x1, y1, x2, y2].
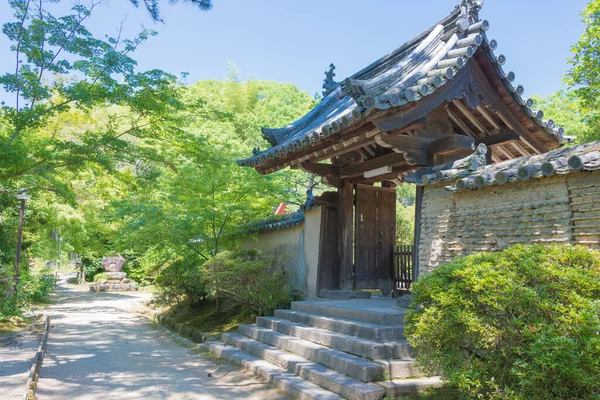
[162, 301, 255, 335]
[0, 314, 44, 334]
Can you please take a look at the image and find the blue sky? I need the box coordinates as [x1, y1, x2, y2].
[0, 0, 590, 100]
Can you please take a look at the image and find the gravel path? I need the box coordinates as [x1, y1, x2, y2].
[35, 279, 290, 400]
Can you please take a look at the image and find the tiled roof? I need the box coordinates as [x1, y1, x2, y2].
[413, 141, 600, 191]
[238, 0, 567, 170]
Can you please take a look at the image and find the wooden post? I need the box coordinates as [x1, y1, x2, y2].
[413, 186, 424, 283]
[338, 181, 354, 290]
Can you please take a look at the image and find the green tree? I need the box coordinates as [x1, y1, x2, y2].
[567, 0, 600, 134]
[531, 90, 590, 143]
[107, 76, 317, 280]
[129, 0, 212, 22]
[0, 0, 183, 197]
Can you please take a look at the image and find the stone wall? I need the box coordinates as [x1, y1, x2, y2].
[418, 169, 600, 276]
[241, 206, 322, 299]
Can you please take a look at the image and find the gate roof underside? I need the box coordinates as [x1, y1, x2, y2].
[237, 0, 571, 186]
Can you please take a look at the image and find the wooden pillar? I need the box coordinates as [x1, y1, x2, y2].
[338, 181, 354, 290]
[413, 186, 424, 283]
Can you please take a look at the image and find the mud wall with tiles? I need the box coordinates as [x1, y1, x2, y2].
[418, 170, 600, 276]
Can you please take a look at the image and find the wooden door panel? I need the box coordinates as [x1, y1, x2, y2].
[377, 189, 396, 289]
[354, 184, 396, 290]
[317, 206, 339, 291]
[355, 185, 378, 289]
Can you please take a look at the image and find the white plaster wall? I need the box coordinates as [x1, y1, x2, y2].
[302, 206, 322, 300]
[241, 206, 323, 299]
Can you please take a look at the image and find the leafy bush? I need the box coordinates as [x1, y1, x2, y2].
[0, 266, 18, 321]
[154, 259, 208, 307]
[93, 273, 107, 282]
[406, 244, 600, 399]
[81, 256, 103, 282]
[204, 249, 295, 316]
[25, 272, 56, 303]
[0, 267, 56, 322]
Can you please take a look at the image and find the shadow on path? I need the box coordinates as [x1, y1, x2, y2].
[36, 283, 290, 400]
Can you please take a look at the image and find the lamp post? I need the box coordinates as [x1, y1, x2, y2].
[14, 191, 31, 299]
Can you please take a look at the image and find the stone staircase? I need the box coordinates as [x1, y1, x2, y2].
[207, 298, 442, 399]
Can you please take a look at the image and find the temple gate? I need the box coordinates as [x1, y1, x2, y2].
[236, 0, 569, 296]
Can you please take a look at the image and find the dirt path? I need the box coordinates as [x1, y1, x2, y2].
[35, 278, 290, 400]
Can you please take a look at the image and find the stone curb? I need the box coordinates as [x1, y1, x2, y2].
[23, 314, 50, 400]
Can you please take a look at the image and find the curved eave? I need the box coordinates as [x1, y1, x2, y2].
[238, 3, 569, 172]
[477, 36, 569, 147]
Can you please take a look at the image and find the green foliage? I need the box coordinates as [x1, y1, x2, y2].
[396, 184, 416, 244]
[531, 90, 590, 143]
[406, 244, 600, 399]
[204, 249, 296, 316]
[129, 0, 212, 22]
[154, 259, 208, 307]
[92, 272, 107, 282]
[1, 0, 183, 198]
[567, 0, 600, 133]
[0, 266, 56, 322]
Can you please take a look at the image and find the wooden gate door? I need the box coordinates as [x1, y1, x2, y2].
[354, 184, 396, 290]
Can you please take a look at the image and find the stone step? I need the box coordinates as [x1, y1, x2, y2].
[257, 317, 412, 360]
[207, 342, 344, 400]
[396, 295, 415, 309]
[212, 336, 386, 400]
[374, 359, 423, 380]
[378, 377, 445, 397]
[319, 290, 372, 300]
[229, 328, 384, 382]
[274, 309, 405, 341]
[291, 301, 407, 325]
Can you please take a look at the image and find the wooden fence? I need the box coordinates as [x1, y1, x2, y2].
[395, 244, 414, 290]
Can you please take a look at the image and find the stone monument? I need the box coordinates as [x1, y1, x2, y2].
[90, 254, 138, 292]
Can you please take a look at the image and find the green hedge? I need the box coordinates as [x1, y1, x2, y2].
[405, 244, 600, 399]
[93, 272, 107, 282]
[204, 249, 297, 316]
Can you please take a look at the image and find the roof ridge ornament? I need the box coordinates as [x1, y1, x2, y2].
[463, 0, 484, 13]
[322, 63, 339, 97]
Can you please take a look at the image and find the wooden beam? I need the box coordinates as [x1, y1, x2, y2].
[470, 61, 548, 154]
[495, 144, 516, 160]
[476, 105, 501, 131]
[350, 165, 412, 184]
[447, 108, 478, 138]
[511, 141, 530, 158]
[374, 133, 436, 152]
[452, 100, 489, 134]
[300, 161, 340, 177]
[426, 134, 475, 156]
[475, 131, 520, 147]
[340, 152, 406, 176]
[405, 149, 434, 166]
[260, 122, 379, 171]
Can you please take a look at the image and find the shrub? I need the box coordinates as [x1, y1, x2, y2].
[25, 272, 56, 303]
[405, 244, 600, 399]
[93, 273, 107, 282]
[154, 259, 208, 307]
[0, 267, 56, 322]
[204, 249, 295, 316]
[80, 256, 103, 282]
